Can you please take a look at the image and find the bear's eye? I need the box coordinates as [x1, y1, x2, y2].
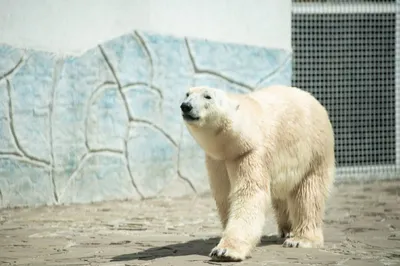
[204, 95, 212, 99]
[186, 92, 189, 97]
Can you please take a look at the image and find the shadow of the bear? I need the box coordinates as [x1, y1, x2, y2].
[111, 235, 282, 262]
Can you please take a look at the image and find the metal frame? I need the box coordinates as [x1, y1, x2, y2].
[396, 0, 400, 171]
[292, 2, 397, 14]
[292, 1, 400, 182]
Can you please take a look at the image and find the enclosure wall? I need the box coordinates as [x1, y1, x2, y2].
[0, 0, 292, 207]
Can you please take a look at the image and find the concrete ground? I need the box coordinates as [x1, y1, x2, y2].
[1, 180, 400, 266]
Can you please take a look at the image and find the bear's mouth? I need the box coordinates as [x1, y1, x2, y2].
[182, 113, 200, 121]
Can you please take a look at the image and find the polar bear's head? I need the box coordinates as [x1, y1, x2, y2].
[180, 86, 238, 128]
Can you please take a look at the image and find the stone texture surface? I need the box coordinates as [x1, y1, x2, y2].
[58, 152, 136, 204]
[187, 39, 291, 89]
[0, 158, 53, 207]
[0, 180, 399, 265]
[0, 31, 291, 208]
[127, 123, 178, 198]
[86, 85, 128, 151]
[11, 51, 56, 164]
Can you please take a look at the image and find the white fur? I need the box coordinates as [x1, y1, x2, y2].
[181, 85, 335, 262]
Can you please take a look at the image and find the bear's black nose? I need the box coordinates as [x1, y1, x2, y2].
[180, 102, 192, 113]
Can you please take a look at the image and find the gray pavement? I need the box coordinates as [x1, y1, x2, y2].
[1, 180, 400, 266]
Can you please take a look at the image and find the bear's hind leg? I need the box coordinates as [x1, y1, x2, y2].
[272, 198, 292, 239]
[283, 170, 330, 248]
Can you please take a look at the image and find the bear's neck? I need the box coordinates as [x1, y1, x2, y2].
[188, 110, 259, 161]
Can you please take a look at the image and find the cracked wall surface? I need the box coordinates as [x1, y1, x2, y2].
[0, 31, 292, 208]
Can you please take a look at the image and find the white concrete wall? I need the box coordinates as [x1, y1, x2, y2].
[0, 0, 291, 55]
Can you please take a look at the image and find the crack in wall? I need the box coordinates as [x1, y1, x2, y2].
[100, 45, 177, 143]
[0, 56, 24, 82]
[0, 188, 3, 207]
[99, 45, 133, 119]
[99, 45, 145, 198]
[177, 170, 197, 193]
[6, 79, 51, 167]
[90, 148, 123, 154]
[255, 53, 292, 87]
[100, 44, 183, 199]
[129, 119, 177, 147]
[49, 59, 64, 203]
[0, 151, 21, 156]
[125, 119, 181, 199]
[124, 123, 144, 199]
[58, 149, 125, 202]
[184, 38, 254, 92]
[133, 31, 161, 99]
[122, 82, 163, 115]
[122, 82, 163, 102]
[84, 81, 118, 151]
[85, 82, 164, 145]
[0, 153, 50, 169]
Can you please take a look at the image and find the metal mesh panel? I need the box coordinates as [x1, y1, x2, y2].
[291, 0, 399, 180]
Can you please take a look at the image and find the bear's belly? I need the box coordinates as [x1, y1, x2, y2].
[269, 160, 308, 200]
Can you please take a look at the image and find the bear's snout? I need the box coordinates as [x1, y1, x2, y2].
[180, 102, 193, 113]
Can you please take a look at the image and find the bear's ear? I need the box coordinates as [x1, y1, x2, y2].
[236, 104, 240, 111]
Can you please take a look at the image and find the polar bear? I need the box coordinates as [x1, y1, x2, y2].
[180, 85, 335, 262]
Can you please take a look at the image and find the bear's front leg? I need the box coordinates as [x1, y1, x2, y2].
[209, 154, 269, 262]
[206, 156, 231, 229]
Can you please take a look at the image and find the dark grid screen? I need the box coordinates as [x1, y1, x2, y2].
[291, 0, 398, 170]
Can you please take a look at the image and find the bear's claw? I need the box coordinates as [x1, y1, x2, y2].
[283, 239, 300, 248]
[210, 248, 227, 257]
[283, 237, 320, 248]
[209, 247, 244, 262]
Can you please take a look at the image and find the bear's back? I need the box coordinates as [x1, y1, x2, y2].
[247, 85, 333, 144]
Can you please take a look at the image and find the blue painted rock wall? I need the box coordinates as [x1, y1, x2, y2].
[0, 31, 291, 208]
